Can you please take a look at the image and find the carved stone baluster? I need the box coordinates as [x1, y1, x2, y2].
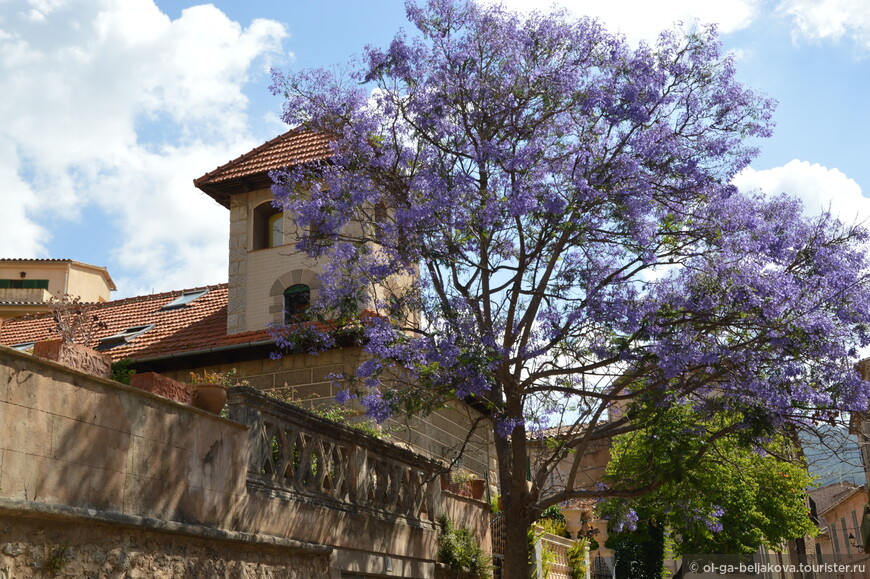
[295, 431, 315, 490]
[423, 470, 440, 523]
[350, 443, 367, 505]
[407, 469, 424, 519]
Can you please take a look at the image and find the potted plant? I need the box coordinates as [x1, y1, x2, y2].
[442, 468, 486, 500]
[33, 294, 112, 379]
[187, 369, 239, 414]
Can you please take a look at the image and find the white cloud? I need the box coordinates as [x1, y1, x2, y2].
[0, 139, 50, 256]
[733, 160, 870, 224]
[482, 0, 761, 42]
[0, 0, 288, 297]
[778, 0, 870, 49]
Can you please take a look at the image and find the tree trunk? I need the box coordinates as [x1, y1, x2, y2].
[502, 506, 534, 579]
[497, 406, 535, 579]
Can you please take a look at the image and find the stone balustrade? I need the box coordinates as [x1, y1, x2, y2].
[227, 386, 441, 525]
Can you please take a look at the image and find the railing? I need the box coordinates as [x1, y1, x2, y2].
[227, 387, 440, 524]
[492, 516, 577, 579]
[0, 288, 51, 302]
[540, 532, 573, 579]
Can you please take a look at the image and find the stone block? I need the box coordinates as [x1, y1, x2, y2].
[1, 403, 51, 458]
[236, 358, 264, 376]
[0, 362, 10, 402]
[127, 436, 189, 484]
[273, 369, 313, 387]
[87, 465, 127, 510]
[123, 473, 186, 519]
[33, 340, 111, 380]
[0, 450, 60, 502]
[312, 365, 343, 384]
[86, 390, 131, 433]
[240, 374, 274, 390]
[289, 384, 331, 403]
[129, 372, 194, 405]
[4, 365, 47, 411]
[50, 415, 129, 471]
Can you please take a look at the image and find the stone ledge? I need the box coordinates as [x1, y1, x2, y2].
[0, 498, 332, 555]
[245, 481, 439, 532]
[0, 345, 247, 429]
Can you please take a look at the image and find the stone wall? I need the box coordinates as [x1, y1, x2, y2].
[0, 503, 330, 579]
[0, 346, 248, 525]
[0, 346, 491, 578]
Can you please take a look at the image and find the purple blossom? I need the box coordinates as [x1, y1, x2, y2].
[335, 389, 355, 404]
[496, 416, 525, 439]
[614, 508, 639, 533]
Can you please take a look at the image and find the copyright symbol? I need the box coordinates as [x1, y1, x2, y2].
[689, 561, 700, 573]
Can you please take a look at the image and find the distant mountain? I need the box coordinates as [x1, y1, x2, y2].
[801, 424, 865, 487]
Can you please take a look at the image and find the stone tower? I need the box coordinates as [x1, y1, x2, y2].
[194, 130, 332, 335]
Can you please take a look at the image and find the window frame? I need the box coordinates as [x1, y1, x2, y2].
[283, 284, 311, 324]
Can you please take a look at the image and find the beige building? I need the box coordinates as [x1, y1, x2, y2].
[809, 482, 870, 578]
[0, 258, 115, 319]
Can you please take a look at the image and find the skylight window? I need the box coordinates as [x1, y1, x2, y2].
[161, 289, 209, 311]
[11, 342, 35, 351]
[97, 325, 154, 350]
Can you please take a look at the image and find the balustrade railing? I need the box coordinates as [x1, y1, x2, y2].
[227, 387, 440, 524]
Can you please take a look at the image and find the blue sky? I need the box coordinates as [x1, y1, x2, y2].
[2, 0, 870, 298]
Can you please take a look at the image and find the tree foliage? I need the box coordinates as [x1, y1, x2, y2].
[605, 521, 665, 579]
[269, 1, 870, 575]
[603, 405, 817, 555]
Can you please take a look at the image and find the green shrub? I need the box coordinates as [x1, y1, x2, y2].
[567, 538, 589, 579]
[537, 517, 568, 538]
[437, 516, 491, 578]
[110, 359, 135, 384]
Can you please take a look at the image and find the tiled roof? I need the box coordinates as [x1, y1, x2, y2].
[809, 482, 864, 515]
[0, 258, 77, 263]
[0, 284, 272, 361]
[194, 129, 332, 207]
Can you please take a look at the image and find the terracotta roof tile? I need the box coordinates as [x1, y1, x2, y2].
[195, 129, 331, 185]
[809, 482, 863, 515]
[0, 281, 366, 363]
[0, 284, 250, 361]
[0, 258, 77, 263]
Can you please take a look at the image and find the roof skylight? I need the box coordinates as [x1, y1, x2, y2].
[97, 325, 154, 350]
[161, 289, 209, 311]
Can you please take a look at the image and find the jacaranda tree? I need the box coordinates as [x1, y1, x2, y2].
[269, 1, 870, 575]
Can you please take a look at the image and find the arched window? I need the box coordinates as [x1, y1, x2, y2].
[252, 203, 283, 250]
[284, 284, 310, 323]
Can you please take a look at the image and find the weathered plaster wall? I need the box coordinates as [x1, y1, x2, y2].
[0, 346, 492, 578]
[0, 346, 248, 526]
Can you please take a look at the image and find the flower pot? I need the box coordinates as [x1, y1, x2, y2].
[130, 373, 194, 405]
[469, 479, 486, 500]
[191, 384, 227, 414]
[33, 339, 112, 379]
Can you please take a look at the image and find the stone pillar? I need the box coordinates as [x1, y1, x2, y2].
[227, 195, 249, 334]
